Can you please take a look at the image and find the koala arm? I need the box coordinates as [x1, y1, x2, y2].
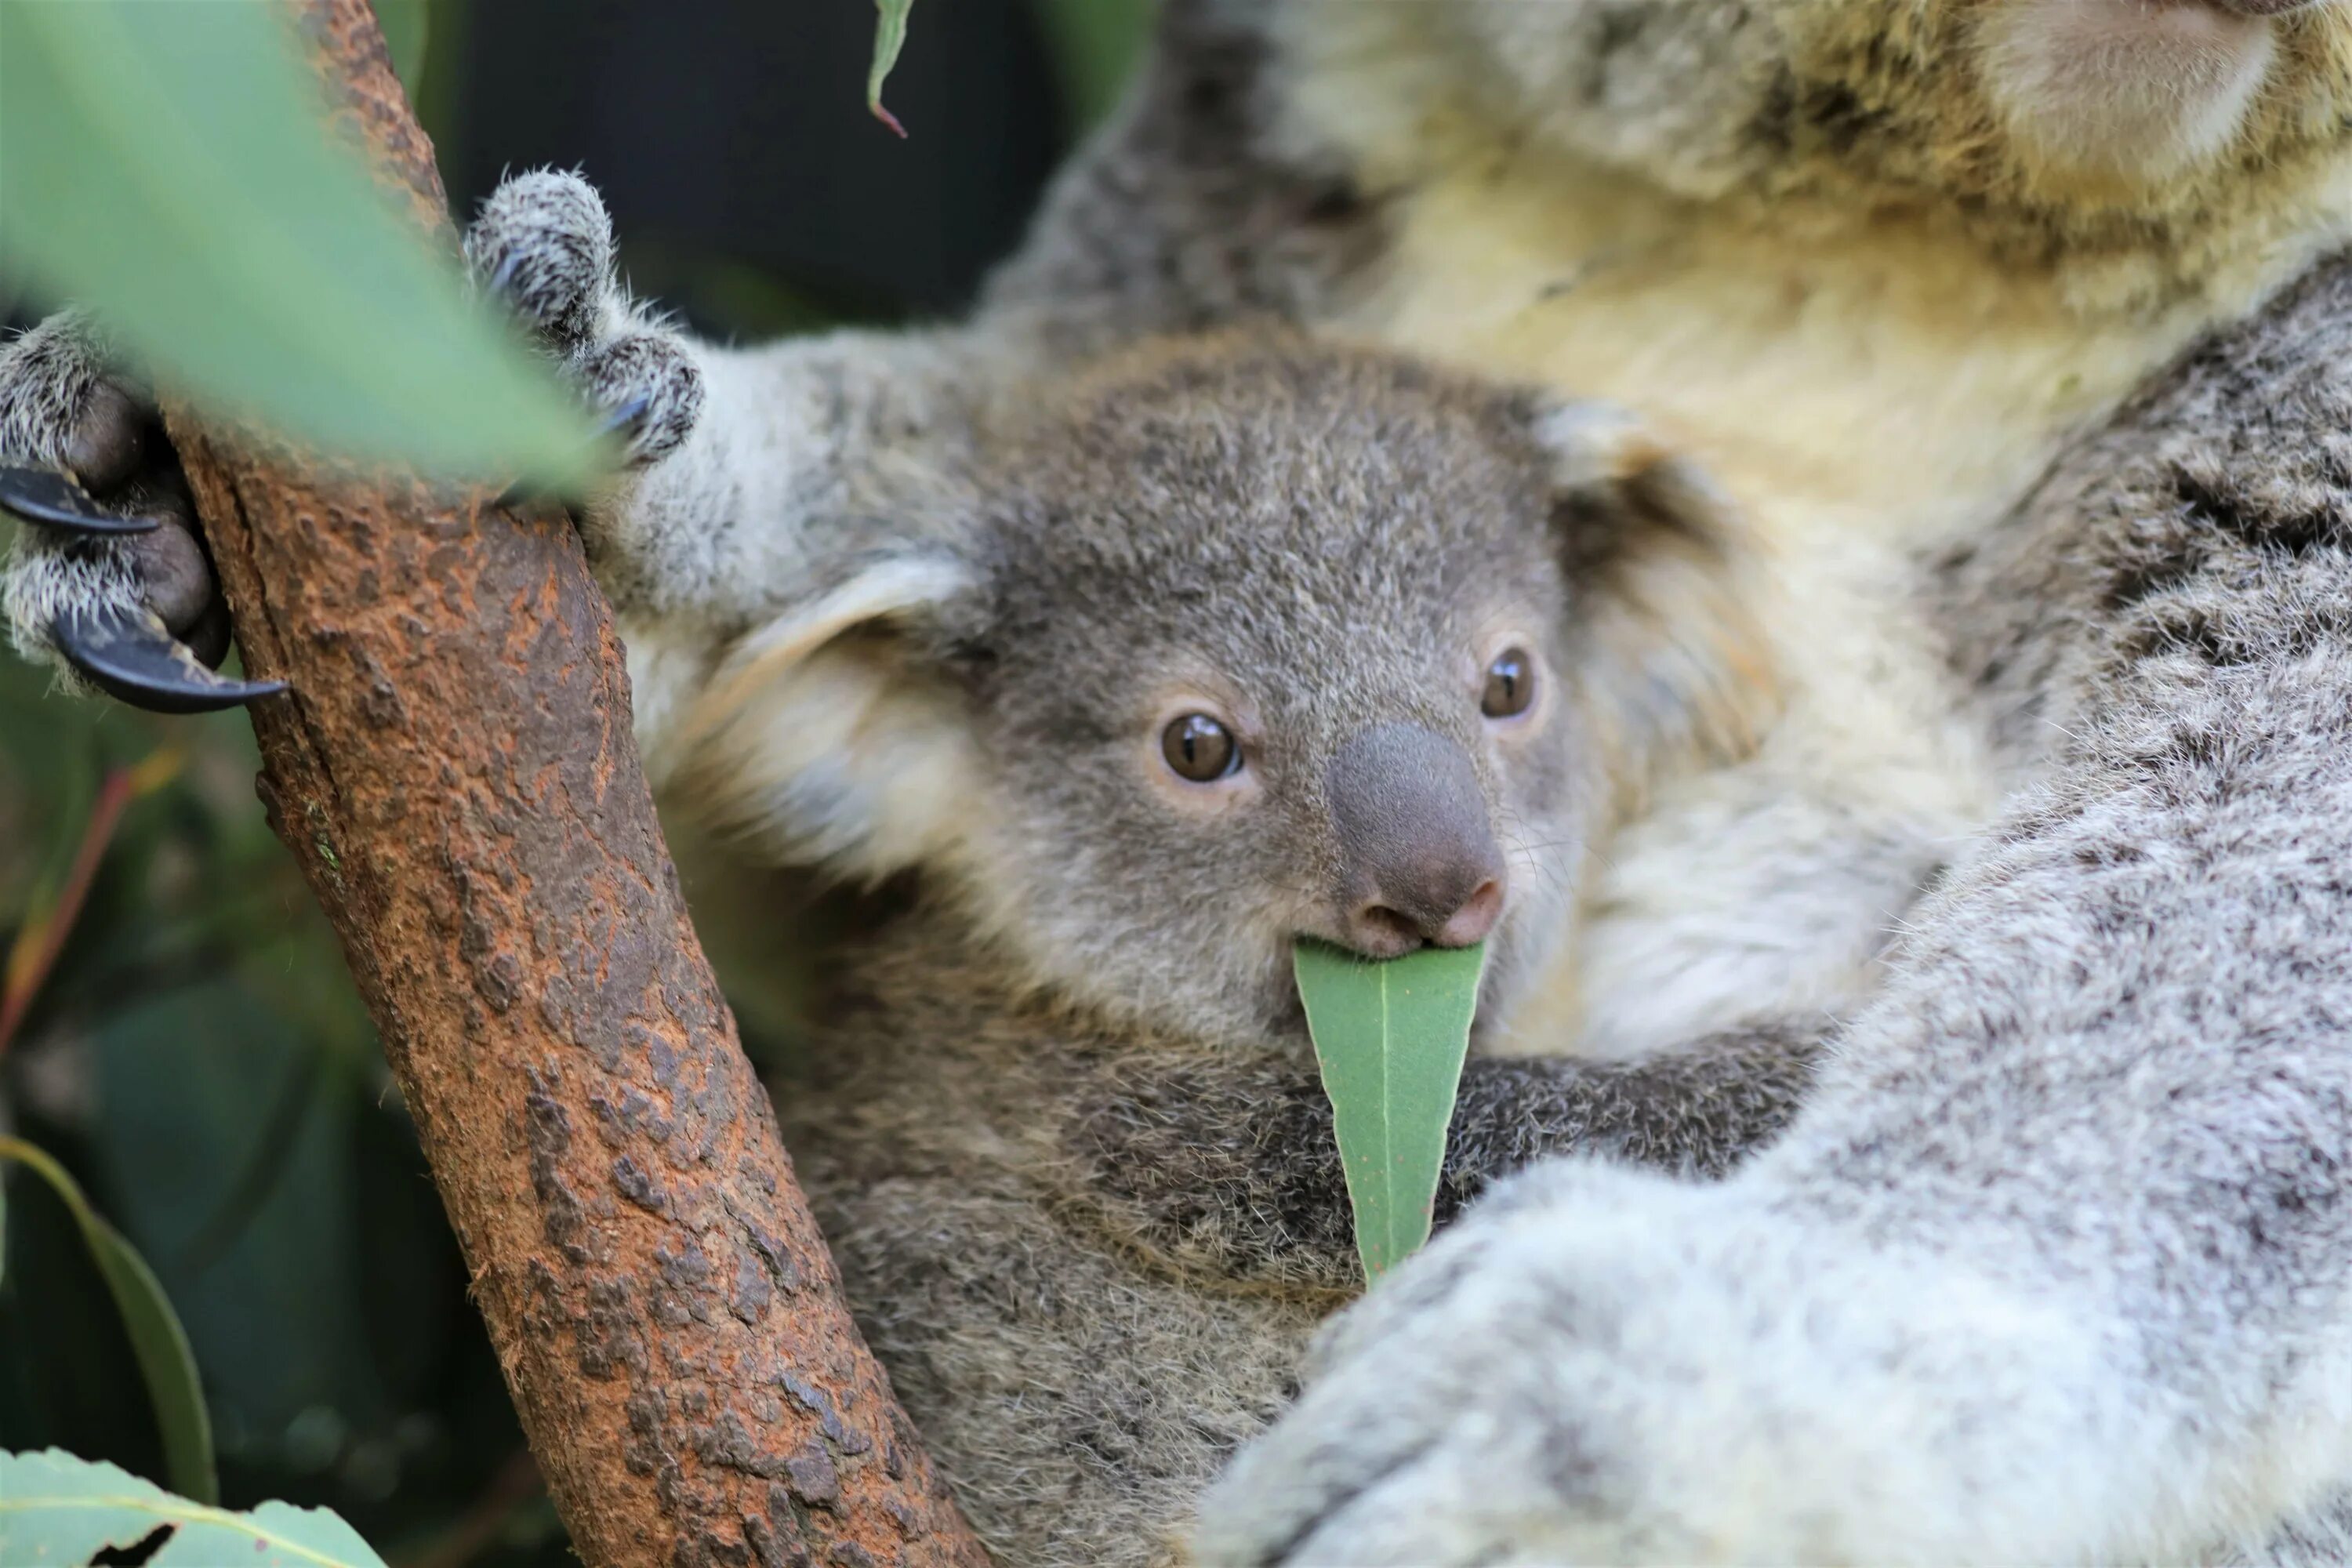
[1069, 1022, 1820, 1294]
[1193, 260, 2352, 1567]
[591, 0, 1354, 633]
[1, 0, 1354, 717]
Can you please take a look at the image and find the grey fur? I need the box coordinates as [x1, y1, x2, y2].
[11, 2, 2352, 1561]
[461, 170, 704, 482]
[793, 924, 1820, 1567]
[2218, 1495, 2352, 1568]
[463, 169, 615, 356]
[1071, 1020, 1821, 1295]
[745, 335, 1818, 1565]
[695, 331, 1751, 1058]
[1, 315, 143, 686]
[0, 170, 706, 694]
[0, 314, 224, 688]
[1200, 240, 2352, 1568]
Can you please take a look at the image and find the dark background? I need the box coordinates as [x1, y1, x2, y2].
[0, 3, 1145, 1561]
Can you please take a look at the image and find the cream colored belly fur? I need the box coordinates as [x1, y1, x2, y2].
[1343, 158, 2266, 1057]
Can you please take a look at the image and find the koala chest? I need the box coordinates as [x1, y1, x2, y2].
[1328, 163, 2241, 1051]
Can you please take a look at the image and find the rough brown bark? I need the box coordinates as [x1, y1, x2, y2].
[165, 5, 991, 1566]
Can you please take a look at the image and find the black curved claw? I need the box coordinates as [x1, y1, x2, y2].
[0, 464, 160, 536]
[495, 395, 652, 510]
[53, 604, 285, 715]
[596, 393, 653, 445]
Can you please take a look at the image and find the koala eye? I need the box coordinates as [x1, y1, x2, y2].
[1161, 713, 1241, 782]
[1481, 648, 1536, 720]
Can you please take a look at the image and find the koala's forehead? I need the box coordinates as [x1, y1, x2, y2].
[972, 350, 1562, 702]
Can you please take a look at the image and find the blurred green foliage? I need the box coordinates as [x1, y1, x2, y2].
[1032, 0, 1154, 132]
[0, 1, 1150, 1563]
[0, 2, 594, 483]
[0, 1134, 216, 1504]
[0, 644, 552, 1564]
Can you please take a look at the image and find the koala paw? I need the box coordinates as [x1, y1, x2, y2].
[0, 169, 704, 712]
[1193, 1166, 1650, 1567]
[0, 314, 281, 710]
[1192, 1162, 2099, 1566]
[463, 169, 704, 477]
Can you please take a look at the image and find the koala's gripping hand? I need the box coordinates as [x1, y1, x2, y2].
[1069, 1026, 1820, 1294]
[0, 170, 701, 711]
[459, 170, 704, 529]
[0, 317, 282, 710]
[1193, 1163, 2136, 1568]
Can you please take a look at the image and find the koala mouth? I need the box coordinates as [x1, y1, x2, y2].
[1980, 0, 2288, 183]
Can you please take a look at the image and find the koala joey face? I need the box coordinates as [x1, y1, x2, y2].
[930, 344, 1646, 1047]
[688, 336, 1755, 1048]
[1373, 0, 2352, 216]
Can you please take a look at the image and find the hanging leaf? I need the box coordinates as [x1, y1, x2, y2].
[868, 0, 914, 137]
[0, 1139, 216, 1506]
[1293, 940, 1488, 1284]
[0, 2, 595, 482]
[0, 1449, 389, 1566]
[92, 978, 378, 1437]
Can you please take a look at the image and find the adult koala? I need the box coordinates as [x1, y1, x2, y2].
[8, 1, 2352, 1560]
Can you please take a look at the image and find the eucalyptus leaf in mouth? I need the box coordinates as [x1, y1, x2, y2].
[1293, 938, 1488, 1285]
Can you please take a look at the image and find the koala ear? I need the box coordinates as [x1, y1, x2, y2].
[673, 549, 987, 883]
[1525, 398, 1781, 799]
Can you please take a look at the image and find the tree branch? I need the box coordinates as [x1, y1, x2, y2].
[165, 5, 991, 1563]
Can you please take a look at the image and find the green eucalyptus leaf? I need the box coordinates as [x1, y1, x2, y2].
[0, 1449, 388, 1566]
[1027, 0, 1153, 133]
[1293, 940, 1488, 1284]
[91, 978, 380, 1439]
[0, 1140, 216, 1507]
[0, 2, 593, 482]
[868, 0, 914, 136]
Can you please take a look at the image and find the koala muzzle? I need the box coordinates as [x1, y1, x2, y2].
[1325, 723, 1506, 957]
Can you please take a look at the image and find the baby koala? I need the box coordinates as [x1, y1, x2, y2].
[676, 330, 1769, 1054]
[673, 332, 1806, 1567]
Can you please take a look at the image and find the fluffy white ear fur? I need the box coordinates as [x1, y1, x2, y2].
[675, 554, 984, 882]
[1530, 400, 1781, 806]
[1979, 0, 2276, 184]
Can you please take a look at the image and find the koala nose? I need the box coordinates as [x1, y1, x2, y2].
[1325, 723, 1507, 958]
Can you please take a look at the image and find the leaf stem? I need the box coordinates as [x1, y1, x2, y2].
[0, 746, 181, 1060]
